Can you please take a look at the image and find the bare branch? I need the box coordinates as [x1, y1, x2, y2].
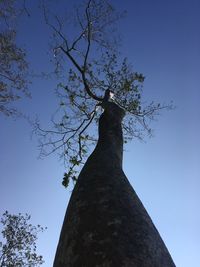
[35, 0, 173, 188]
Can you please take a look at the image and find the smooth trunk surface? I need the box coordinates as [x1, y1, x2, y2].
[53, 102, 175, 267]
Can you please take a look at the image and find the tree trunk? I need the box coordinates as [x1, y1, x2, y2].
[53, 102, 175, 267]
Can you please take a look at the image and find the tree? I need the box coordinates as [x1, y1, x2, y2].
[35, 0, 172, 187]
[35, 1, 175, 266]
[0, 211, 46, 267]
[0, 0, 30, 117]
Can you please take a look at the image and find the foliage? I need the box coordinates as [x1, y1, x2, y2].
[34, 0, 173, 187]
[0, 0, 30, 117]
[0, 211, 46, 267]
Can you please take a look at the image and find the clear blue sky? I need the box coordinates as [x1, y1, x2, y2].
[1, 0, 200, 266]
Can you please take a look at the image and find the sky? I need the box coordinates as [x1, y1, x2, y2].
[0, 0, 200, 266]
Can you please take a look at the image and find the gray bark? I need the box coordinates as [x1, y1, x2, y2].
[53, 102, 176, 267]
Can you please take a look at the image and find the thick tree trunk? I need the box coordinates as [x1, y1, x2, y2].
[53, 102, 175, 267]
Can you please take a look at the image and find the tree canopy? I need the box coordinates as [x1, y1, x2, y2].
[0, 0, 30, 117]
[0, 211, 46, 267]
[32, 0, 172, 187]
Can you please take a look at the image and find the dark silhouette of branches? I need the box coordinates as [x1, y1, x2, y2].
[0, 0, 30, 117]
[34, 0, 173, 187]
[0, 211, 46, 267]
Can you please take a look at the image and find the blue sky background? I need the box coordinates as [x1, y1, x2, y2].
[0, 0, 200, 266]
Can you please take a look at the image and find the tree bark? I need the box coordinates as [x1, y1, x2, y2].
[53, 102, 176, 267]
